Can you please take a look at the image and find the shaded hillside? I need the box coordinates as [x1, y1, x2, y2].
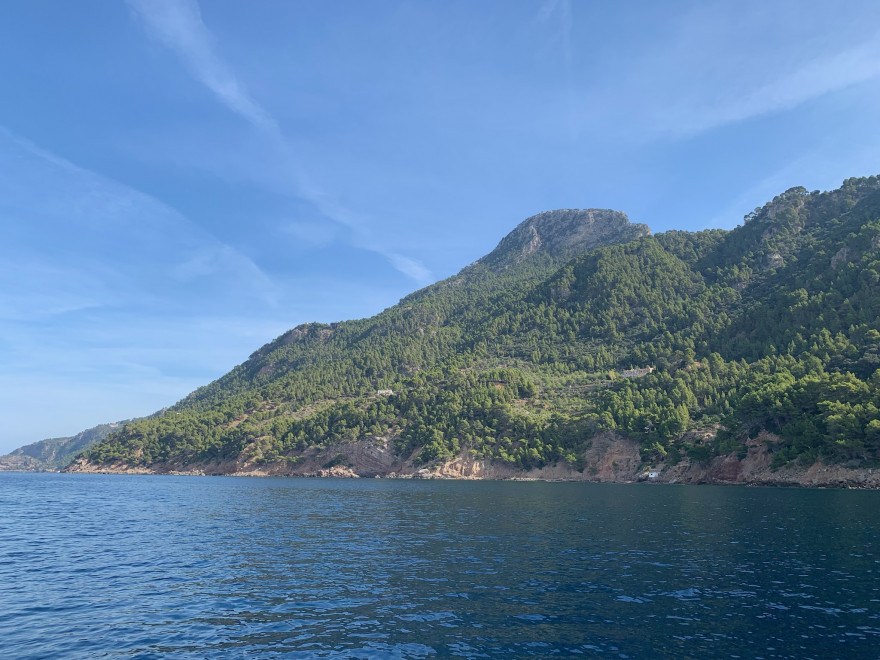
[76, 177, 880, 478]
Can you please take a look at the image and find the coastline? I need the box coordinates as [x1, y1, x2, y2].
[62, 432, 880, 489]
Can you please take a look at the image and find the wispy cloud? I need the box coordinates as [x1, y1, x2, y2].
[282, 219, 339, 248]
[384, 252, 433, 283]
[0, 126, 279, 311]
[0, 125, 299, 452]
[128, 0, 433, 284]
[127, 0, 278, 134]
[688, 36, 880, 133]
[642, 30, 880, 139]
[0, 259, 107, 321]
[561, 6, 880, 142]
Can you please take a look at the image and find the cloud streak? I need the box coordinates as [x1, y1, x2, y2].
[127, 0, 278, 133]
[633, 29, 880, 139]
[691, 35, 880, 133]
[128, 0, 433, 284]
[558, 6, 880, 143]
[0, 125, 298, 452]
[0, 125, 280, 312]
[692, 46, 877, 138]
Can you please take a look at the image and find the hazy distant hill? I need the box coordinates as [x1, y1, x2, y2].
[1, 421, 133, 471]
[72, 176, 880, 486]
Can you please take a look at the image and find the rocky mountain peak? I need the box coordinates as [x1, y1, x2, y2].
[478, 209, 650, 270]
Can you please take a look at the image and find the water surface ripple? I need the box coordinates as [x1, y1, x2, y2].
[1, 474, 879, 658]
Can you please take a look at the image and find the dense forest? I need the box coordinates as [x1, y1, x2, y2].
[81, 177, 880, 473]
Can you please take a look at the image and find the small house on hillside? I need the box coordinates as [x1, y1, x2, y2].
[377, 389, 394, 396]
[620, 367, 655, 378]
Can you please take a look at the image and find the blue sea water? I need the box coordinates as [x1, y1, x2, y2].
[1, 473, 879, 659]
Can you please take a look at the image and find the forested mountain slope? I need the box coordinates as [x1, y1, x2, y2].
[1, 420, 134, 471]
[74, 177, 880, 481]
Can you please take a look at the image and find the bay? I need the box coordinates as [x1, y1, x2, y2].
[1, 473, 879, 658]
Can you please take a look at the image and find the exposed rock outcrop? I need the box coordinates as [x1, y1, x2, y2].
[64, 431, 880, 488]
[477, 209, 650, 271]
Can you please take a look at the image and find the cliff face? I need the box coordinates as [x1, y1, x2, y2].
[477, 209, 650, 271]
[65, 431, 880, 489]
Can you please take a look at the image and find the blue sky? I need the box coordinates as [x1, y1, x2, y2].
[2, 0, 880, 452]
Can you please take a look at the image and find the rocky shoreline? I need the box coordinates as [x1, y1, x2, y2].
[61, 432, 880, 489]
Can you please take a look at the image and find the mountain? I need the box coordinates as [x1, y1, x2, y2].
[476, 208, 649, 270]
[1, 420, 134, 472]
[70, 176, 880, 487]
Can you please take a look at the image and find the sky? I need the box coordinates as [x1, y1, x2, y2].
[1, 0, 880, 453]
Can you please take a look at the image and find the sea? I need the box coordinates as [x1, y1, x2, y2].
[1, 473, 878, 659]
